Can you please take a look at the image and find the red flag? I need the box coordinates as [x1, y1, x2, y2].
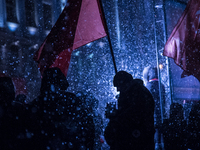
[163, 0, 200, 81]
[34, 0, 107, 76]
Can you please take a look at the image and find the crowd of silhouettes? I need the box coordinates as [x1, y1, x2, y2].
[0, 67, 97, 149]
[76, 91, 104, 150]
[104, 70, 200, 150]
[162, 103, 187, 150]
[1, 68, 200, 150]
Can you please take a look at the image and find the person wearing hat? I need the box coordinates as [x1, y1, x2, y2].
[104, 71, 155, 150]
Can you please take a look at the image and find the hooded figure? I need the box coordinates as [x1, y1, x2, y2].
[29, 67, 94, 150]
[104, 71, 155, 150]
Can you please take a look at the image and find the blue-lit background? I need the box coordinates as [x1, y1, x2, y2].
[0, 0, 198, 122]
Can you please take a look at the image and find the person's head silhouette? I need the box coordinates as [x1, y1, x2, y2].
[40, 67, 69, 94]
[113, 71, 133, 93]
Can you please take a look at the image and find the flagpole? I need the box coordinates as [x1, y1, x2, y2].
[98, 0, 118, 74]
[107, 30, 118, 74]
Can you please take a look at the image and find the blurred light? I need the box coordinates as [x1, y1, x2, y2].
[61, 5, 65, 11]
[74, 51, 80, 56]
[14, 41, 19, 46]
[183, 100, 186, 104]
[61, 1, 68, 10]
[7, 22, 19, 32]
[159, 64, 163, 70]
[86, 43, 92, 47]
[99, 42, 105, 48]
[45, 30, 50, 35]
[111, 86, 119, 100]
[33, 44, 38, 49]
[28, 27, 37, 35]
[155, 5, 163, 8]
[88, 53, 94, 58]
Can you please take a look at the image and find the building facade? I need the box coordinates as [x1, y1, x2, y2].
[0, 0, 66, 100]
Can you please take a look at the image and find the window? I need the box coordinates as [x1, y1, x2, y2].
[25, 0, 36, 27]
[43, 3, 52, 30]
[6, 0, 18, 23]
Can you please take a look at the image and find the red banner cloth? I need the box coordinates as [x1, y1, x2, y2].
[163, 0, 200, 81]
[34, 0, 107, 76]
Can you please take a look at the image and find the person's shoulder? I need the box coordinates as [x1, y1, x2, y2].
[129, 79, 144, 91]
[133, 79, 143, 85]
[142, 84, 154, 98]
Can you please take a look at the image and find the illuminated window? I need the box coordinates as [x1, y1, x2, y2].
[25, 0, 36, 27]
[6, 0, 18, 23]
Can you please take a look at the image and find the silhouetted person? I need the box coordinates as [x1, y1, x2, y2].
[104, 71, 155, 150]
[15, 94, 27, 104]
[0, 77, 15, 106]
[77, 91, 103, 150]
[74, 91, 96, 150]
[28, 67, 70, 149]
[88, 94, 104, 150]
[0, 77, 15, 119]
[187, 101, 200, 150]
[162, 103, 187, 150]
[0, 77, 30, 149]
[144, 66, 166, 150]
[29, 67, 95, 149]
[0, 77, 15, 148]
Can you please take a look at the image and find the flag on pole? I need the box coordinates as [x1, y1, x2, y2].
[34, 0, 107, 76]
[163, 0, 200, 81]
